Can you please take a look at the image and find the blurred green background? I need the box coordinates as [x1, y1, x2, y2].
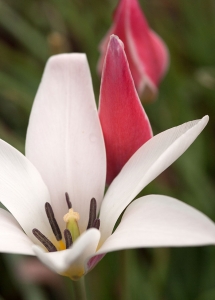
[0, 0, 215, 299]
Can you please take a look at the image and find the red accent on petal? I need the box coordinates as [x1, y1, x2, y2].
[99, 36, 153, 185]
[111, 0, 144, 88]
[98, 0, 142, 87]
[149, 30, 169, 79]
[87, 253, 106, 272]
[126, 0, 169, 86]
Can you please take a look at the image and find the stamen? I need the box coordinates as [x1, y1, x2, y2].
[65, 192, 72, 209]
[87, 198, 97, 229]
[32, 228, 57, 252]
[45, 202, 62, 241]
[64, 229, 73, 249]
[93, 218, 100, 230]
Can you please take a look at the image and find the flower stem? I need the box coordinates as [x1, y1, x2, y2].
[121, 250, 130, 300]
[72, 277, 87, 300]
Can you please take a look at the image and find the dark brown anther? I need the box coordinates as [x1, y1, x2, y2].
[65, 192, 72, 209]
[87, 198, 97, 229]
[92, 218, 100, 230]
[64, 229, 73, 249]
[32, 228, 57, 252]
[45, 202, 62, 241]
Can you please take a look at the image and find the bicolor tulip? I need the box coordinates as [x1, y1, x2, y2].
[0, 53, 214, 282]
[98, 0, 169, 102]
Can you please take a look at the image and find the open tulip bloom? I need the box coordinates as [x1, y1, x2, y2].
[0, 37, 215, 283]
[98, 0, 169, 102]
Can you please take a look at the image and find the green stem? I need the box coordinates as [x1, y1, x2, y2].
[72, 277, 87, 300]
[120, 250, 131, 300]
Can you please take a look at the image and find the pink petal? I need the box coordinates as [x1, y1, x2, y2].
[99, 35, 152, 185]
[98, 195, 215, 254]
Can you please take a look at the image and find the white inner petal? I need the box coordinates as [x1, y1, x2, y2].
[26, 54, 106, 234]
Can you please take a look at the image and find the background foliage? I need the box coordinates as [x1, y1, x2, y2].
[0, 0, 215, 299]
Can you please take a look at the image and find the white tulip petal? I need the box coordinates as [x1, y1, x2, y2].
[0, 208, 34, 255]
[99, 116, 209, 242]
[26, 54, 106, 233]
[0, 139, 55, 245]
[33, 229, 100, 279]
[98, 195, 215, 253]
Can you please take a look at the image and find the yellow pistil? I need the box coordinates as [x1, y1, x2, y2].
[63, 208, 80, 242]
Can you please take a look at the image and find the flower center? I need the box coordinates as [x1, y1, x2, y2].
[32, 193, 100, 252]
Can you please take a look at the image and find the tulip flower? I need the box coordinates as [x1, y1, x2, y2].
[98, 0, 169, 102]
[0, 53, 214, 284]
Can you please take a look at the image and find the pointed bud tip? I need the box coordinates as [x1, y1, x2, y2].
[108, 35, 124, 54]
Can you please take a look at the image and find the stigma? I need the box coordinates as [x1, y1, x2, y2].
[63, 208, 80, 242]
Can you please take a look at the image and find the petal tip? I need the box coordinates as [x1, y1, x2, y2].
[46, 53, 88, 70]
[203, 115, 209, 123]
[199, 115, 209, 129]
[109, 35, 124, 53]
